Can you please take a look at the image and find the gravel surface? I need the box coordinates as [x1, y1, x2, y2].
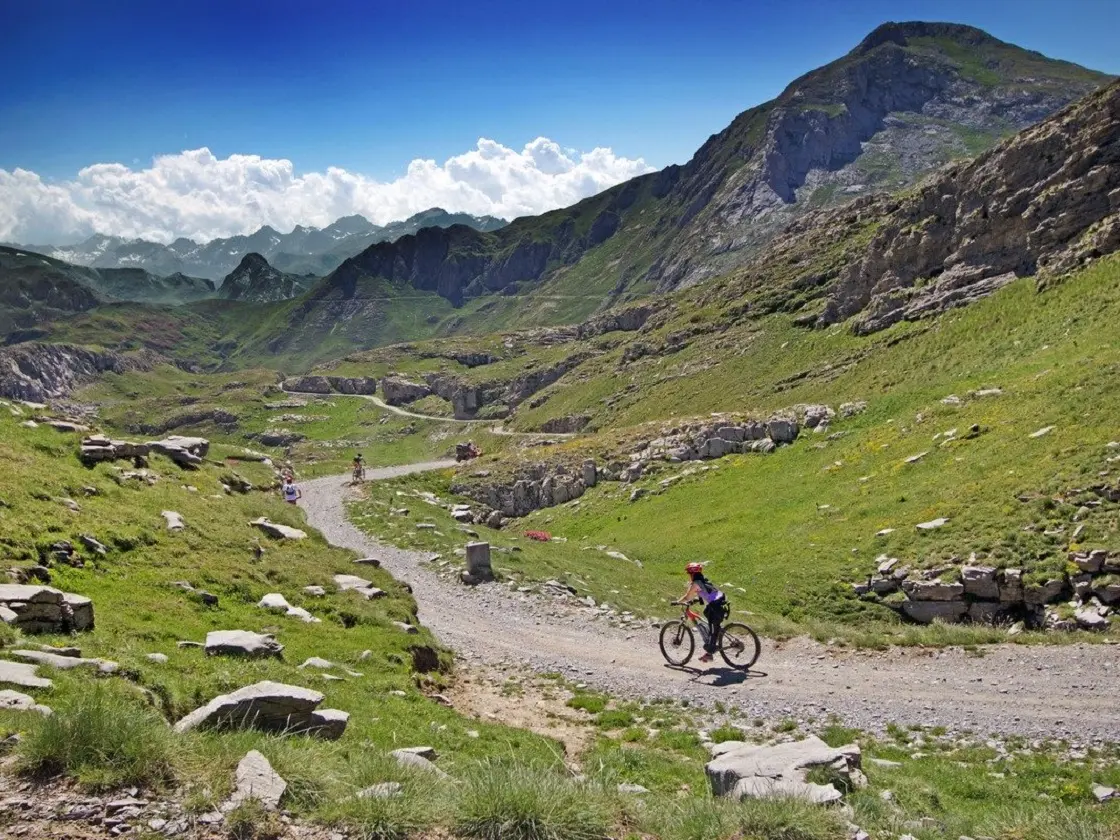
[301, 465, 1120, 744]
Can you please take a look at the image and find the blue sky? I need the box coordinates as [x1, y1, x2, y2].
[3, 0, 1118, 179]
[1, 0, 1117, 244]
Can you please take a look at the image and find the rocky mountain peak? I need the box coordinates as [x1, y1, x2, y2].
[236, 252, 272, 272]
[219, 253, 310, 304]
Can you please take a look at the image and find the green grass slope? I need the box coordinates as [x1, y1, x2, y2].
[345, 254, 1120, 646]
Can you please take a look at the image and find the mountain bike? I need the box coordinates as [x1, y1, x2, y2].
[659, 601, 760, 670]
[352, 465, 365, 482]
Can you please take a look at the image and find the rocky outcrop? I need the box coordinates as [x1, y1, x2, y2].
[819, 81, 1120, 333]
[453, 410, 806, 518]
[282, 375, 376, 395]
[0, 584, 94, 633]
[0, 343, 158, 402]
[539, 415, 591, 434]
[173, 681, 348, 739]
[79, 435, 150, 466]
[857, 550, 1120, 629]
[380, 376, 432, 405]
[148, 436, 209, 468]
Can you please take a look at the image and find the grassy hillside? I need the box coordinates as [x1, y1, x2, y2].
[2, 391, 1119, 840]
[339, 254, 1120, 646]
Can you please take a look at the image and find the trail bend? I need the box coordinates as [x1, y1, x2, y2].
[300, 463, 1120, 742]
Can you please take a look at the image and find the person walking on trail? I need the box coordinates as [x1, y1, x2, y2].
[674, 562, 728, 663]
[282, 475, 302, 504]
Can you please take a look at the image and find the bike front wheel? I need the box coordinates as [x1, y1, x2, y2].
[658, 620, 695, 666]
[718, 622, 761, 670]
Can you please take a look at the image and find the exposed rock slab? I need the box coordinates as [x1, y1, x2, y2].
[705, 736, 861, 805]
[250, 518, 307, 540]
[173, 681, 348, 739]
[0, 660, 53, 689]
[10, 649, 118, 674]
[204, 630, 283, 658]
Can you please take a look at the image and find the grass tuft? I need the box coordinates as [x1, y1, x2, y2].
[16, 680, 177, 789]
[454, 759, 613, 840]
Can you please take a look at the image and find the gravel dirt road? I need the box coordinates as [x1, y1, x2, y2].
[301, 464, 1120, 743]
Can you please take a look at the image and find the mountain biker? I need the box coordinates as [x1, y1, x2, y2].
[674, 562, 727, 663]
[352, 453, 364, 479]
[281, 475, 302, 504]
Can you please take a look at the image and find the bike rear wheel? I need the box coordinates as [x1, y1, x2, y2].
[718, 622, 761, 670]
[658, 620, 695, 666]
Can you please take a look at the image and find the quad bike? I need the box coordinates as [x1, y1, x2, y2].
[455, 442, 482, 462]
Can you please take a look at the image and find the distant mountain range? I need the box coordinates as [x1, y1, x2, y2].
[0, 245, 214, 339]
[14, 208, 507, 283]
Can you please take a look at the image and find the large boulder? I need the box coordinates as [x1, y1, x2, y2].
[705, 736, 861, 805]
[0, 584, 94, 633]
[204, 630, 284, 658]
[173, 681, 348, 739]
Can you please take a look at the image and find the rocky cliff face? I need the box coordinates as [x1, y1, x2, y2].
[279, 22, 1109, 343]
[0, 343, 158, 402]
[219, 254, 310, 304]
[817, 79, 1120, 333]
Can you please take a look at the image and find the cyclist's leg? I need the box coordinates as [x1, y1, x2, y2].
[702, 602, 722, 654]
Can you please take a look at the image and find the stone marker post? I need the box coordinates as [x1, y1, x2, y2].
[462, 542, 494, 585]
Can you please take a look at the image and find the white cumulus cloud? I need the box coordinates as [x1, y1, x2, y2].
[0, 137, 654, 245]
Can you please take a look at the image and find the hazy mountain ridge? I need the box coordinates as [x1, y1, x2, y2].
[20, 208, 507, 282]
[0, 245, 214, 339]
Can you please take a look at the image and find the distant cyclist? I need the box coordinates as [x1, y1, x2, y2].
[281, 475, 302, 504]
[352, 453, 365, 480]
[674, 562, 727, 663]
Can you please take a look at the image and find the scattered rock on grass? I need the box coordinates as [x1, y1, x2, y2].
[333, 574, 385, 599]
[0, 689, 52, 716]
[0, 660, 53, 689]
[222, 750, 287, 812]
[391, 748, 448, 777]
[204, 630, 283, 658]
[250, 518, 307, 540]
[162, 511, 185, 531]
[357, 782, 402, 800]
[11, 649, 117, 674]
